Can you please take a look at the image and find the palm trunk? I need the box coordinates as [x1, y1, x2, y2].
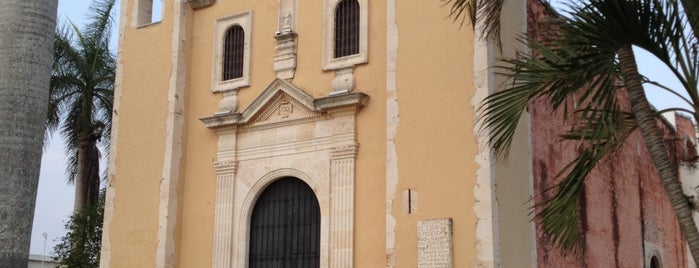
[75, 133, 102, 212]
[86, 141, 101, 208]
[0, 0, 57, 267]
[618, 45, 699, 264]
[74, 133, 91, 213]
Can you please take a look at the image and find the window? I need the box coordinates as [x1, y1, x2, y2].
[249, 178, 320, 267]
[322, 0, 368, 70]
[222, 26, 245, 80]
[334, 0, 360, 58]
[133, 0, 163, 26]
[212, 11, 252, 92]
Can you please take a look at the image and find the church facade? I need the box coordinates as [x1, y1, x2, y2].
[100, 0, 511, 267]
[99, 0, 695, 267]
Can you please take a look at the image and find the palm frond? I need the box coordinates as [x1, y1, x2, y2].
[441, 0, 476, 28]
[679, 0, 699, 41]
[480, 0, 692, 251]
[536, 103, 636, 250]
[85, 0, 116, 50]
[441, 0, 503, 45]
[535, 144, 605, 251]
[48, 0, 116, 186]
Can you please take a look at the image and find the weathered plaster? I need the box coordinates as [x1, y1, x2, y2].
[471, 23, 497, 268]
[99, 0, 131, 265]
[155, 1, 187, 267]
[385, 0, 399, 266]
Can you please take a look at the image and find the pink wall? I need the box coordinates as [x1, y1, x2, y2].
[527, 1, 692, 267]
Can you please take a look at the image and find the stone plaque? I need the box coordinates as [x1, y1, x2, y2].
[417, 218, 454, 268]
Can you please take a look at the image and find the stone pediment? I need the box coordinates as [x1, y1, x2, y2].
[246, 91, 317, 127]
[201, 79, 368, 129]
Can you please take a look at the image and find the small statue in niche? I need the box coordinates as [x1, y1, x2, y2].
[281, 12, 293, 33]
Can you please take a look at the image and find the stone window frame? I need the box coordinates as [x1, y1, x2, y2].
[222, 25, 245, 80]
[322, 0, 368, 71]
[212, 11, 252, 92]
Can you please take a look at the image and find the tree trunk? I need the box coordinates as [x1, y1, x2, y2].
[74, 134, 90, 213]
[0, 0, 57, 267]
[86, 140, 101, 208]
[618, 45, 699, 264]
[75, 134, 102, 212]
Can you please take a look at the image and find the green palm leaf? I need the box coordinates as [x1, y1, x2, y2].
[48, 0, 116, 211]
[479, 0, 698, 255]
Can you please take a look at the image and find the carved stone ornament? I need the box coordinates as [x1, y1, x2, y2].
[213, 160, 238, 174]
[273, 32, 297, 80]
[218, 90, 239, 113]
[201, 79, 369, 129]
[278, 100, 293, 118]
[281, 12, 293, 33]
[331, 67, 354, 94]
[331, 144, 359, 159]
[204, 78, 368, 268]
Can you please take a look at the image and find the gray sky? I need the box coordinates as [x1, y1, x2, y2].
[29, 0, 692, 256]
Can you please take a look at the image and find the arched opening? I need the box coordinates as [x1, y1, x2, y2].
[334, 0, 360, 58]
[248, 177, 320, 268]
[650, 255, 661, 268]
[222, 25, 245, 80]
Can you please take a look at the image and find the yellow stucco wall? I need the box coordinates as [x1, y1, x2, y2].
[107, 0, 479, 267]
[106, 0, 173, 267]
[392, 1, 476, 267]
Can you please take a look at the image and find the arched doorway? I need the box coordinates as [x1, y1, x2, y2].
[650, 255, 661, 268]
[248, 177, 320, 268]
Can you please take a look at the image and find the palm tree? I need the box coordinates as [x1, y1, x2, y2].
[48, 0, 116, 213]
[442, 0, 699, 43]
[445, 0, 699, 263]
[0, 0, 58, 266]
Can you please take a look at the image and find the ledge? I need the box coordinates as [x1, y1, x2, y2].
[188, 0, 215, 9]
[201, 112, 242, 128]
[315, 92, 369, 111]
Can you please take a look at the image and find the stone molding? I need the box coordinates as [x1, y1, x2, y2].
[331, 144, 359, 159]
[213, 160, 238, 175]
[201, 79, 368, 129]
[204, 79, 367, 268]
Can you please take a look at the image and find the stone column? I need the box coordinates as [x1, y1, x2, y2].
[212, 127, 238, 268]
[212, 160, 238, 268]
[329, 144, 358, 268]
